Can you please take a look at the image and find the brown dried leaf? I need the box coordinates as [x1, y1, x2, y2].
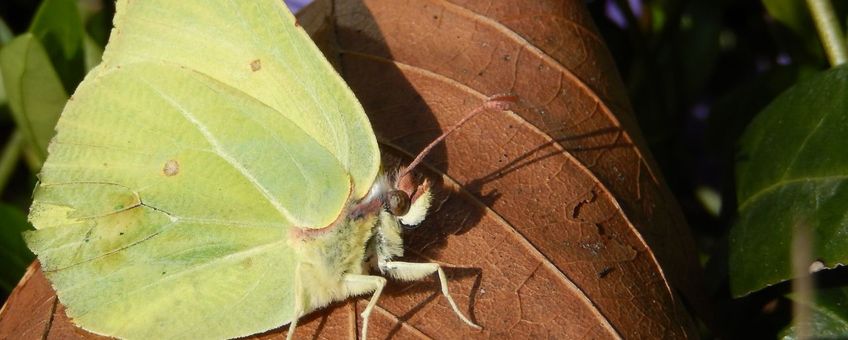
[0, 0, 708, 338]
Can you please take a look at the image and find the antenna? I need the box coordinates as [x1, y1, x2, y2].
[398, 93, 518, 179]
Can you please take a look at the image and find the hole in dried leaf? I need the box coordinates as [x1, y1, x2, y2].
[568, 189, 598, 221]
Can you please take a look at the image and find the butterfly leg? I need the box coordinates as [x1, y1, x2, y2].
[343, 274, 387, 340]
[286, 312, 301, 340]
[287, 266, 307, 340]
[381, 261, 480, 329]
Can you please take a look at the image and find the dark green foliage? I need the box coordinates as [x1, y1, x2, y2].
[588, 0, 848, 338]
[732, 65, 848, 297]
[0, 204, 33, 294]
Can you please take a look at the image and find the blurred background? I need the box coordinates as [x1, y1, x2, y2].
[0, 0, 846, 338]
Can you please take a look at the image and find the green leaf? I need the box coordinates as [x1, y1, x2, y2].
[82, 32, 103, 72]
[79, 0, 111, 71]
[0, 17, 12, 46]
[0, 17, 11, 108]
[762, 0, 825, 62]
[0, 61, 6, 109]
[0, 204, 34, 294]
[0, 18, 15, 47]
[731, 65, 848, 296]
[763, 0, 814, 34]
[780, 286, 848, 339]
[28, 0, 86, 93]
[81, 0, 114, 49]
[707, 64, 818, 157]
[0, 130, 24, 194]
[0, 33, 69, 166]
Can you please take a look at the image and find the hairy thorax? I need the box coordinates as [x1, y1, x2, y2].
[283, 172, 431, 315]
[288, 211, 378, 312]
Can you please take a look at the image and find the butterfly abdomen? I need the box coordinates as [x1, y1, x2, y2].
[290, 212, 377, 312]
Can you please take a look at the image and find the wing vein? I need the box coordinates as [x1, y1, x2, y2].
[136, 77, 300, 226]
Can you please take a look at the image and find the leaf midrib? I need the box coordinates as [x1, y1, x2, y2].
[738, 174, 848, 211]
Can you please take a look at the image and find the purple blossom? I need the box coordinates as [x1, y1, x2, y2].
[284, 0, 313, 13]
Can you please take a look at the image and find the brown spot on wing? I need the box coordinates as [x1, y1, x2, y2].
[162, 160, 179, 176]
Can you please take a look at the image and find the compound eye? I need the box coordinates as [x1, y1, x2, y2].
[385, 190, 411, 216]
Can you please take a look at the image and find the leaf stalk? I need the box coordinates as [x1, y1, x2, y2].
[806, 0, 848, 66]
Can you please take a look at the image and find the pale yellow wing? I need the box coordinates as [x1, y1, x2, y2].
[107, 0, 380, 223]
[25, 0, 381, 338]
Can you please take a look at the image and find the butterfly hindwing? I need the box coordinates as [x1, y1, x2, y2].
[26, 0, 381, 338]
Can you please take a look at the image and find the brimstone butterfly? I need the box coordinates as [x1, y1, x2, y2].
[23, 0, 513, 339]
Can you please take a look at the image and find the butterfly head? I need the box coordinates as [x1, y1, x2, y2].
[349, 168, 432, 226]
[388, 170, 432, 226]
